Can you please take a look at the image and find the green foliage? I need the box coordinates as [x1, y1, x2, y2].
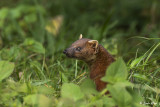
[0, 4, 45, 45]
[101, 58, 128, 83]
[0, 61, 15, 81]
[59, 59, 146, 107]
[80, 79, 98, 95]
[23, 38, 45, 54]
[24, 94, 51, 107]
[0, 79, 55, 107]
[61, 83, 84, 101]
[0, 0, 160, 106]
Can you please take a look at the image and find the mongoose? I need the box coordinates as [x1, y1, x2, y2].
[63, 34, 115, 91]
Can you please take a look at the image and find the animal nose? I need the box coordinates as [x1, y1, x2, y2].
[63, 49, 67, 54]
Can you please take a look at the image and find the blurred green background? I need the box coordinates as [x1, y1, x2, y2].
[0, 0, 160, 106]
[1, 0, 160, 58]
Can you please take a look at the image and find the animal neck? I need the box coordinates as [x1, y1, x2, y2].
[86, 45, 115, 80]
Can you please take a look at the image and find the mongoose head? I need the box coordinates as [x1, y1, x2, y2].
[63, 34, 99, 62]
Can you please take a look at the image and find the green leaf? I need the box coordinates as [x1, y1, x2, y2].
[57, 98, 75, 107]
[37, 86, 55, 95]
[127, 88, 144, 107]
[0, 8, 9, 28]
[144, 43, 160, 65]
[10, 8, 21, 19]
[80, 79, 98, 95]
[23, 39, 45, 54]
[17, 83, 29, 93]
[102, 96, 116, 107]
[101, 58, 128, 84]
[24, 13, 37, 23]
[107, 84, 132, 107]
[0, 61, 15, 82]
[24, 94, 51, 107]
[61, 72, 68, 83]
[0, 8, 9, 19]
[89, 99, 103, 107]
[114, 81, 133, 88]
[61, 83, 84, 101]
[133, 73, 149, 81]
[130, 56, 145, 68]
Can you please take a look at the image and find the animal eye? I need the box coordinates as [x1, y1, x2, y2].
[76, 47, 81, 51]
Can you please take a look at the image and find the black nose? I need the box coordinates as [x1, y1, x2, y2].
[63, 49, 67, 54]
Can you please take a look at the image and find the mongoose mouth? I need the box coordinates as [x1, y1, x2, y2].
[65, 54, 75, 58]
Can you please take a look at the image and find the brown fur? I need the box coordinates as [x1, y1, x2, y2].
[63, 37, 115, 91]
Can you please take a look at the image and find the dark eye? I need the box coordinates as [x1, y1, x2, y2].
[76, 47, 81, 51]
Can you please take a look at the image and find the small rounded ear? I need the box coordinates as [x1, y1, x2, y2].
[79, 34, 83, 39]
[88, 40, 99, 49]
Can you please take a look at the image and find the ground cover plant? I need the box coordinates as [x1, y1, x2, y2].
[0, 0, 160, 107]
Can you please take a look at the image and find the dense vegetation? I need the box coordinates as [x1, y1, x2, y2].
[0, 0, 160, 106]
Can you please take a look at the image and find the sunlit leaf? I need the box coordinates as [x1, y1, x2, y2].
[37, 86, 55, 95]
[61, 72, 68, 83]
[45, 15, 63, 36]
[89, 99, 103, 107]
[24, 94, 51, 107]
[61, 83, 84, 101]
[101, 58, 128, 83]
[80, 79, 98, 95]
[107, 84, 132, 107]
[102, 96, 116, 107]
[130, 56, 145, 68]
[0, 61, 15, 82]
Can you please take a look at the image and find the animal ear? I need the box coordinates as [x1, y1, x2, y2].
[79, 34, 83, 39]
[88, 40, 99, 49]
